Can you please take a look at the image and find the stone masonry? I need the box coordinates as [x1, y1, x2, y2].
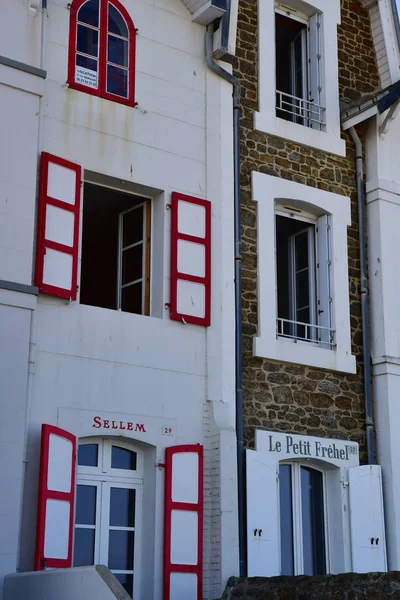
[234, 0, 380, 461]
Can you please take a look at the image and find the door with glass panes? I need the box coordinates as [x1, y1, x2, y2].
[73, 439, 142, 598]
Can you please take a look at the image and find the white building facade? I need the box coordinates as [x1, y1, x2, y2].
[0, 0, 240, 599]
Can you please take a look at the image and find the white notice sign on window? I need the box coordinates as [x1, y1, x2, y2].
[75, 66, 98, 89]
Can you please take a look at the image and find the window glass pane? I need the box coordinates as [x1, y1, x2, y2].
[78, 443, 98, 467]
[108, 530, 134, 570]
[108, 4, 128, 37]
[279, 465, 294, 576]
[294, 231, 309, 271]
[77, 24, 99, 57]
[123, 206, 144, 247]
[76, 55, 98, 89]
[111, 446, 137, 470]
[107, 64, 128, 97]
[78, 0, 99, 27]
[110, 487, 136, 527]
[73, 528, 95, 566]
[108, 34, 129, 67]
[122, 245, 143, 285]
[296, 270, 310, 311]
[301, 467, 326, 576]
[121, 282, 142, 314]
[76, 485, 97, 525]
[114, 574, 133, 597]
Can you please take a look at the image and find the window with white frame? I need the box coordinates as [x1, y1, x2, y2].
[252, 171, 355, 373]
[255, 0, 345, 156]
[275, 6, 324, 129]
[73, 439, 142, 598]
[279, 462, 327, 576]
[80, 183, 151, 315]
[275, 205, 333, 348]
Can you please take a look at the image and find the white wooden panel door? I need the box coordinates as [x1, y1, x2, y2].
[348, 465, 387, 573]
[35, 425, 77, 570]
[163, 445, 203, 600]
[246, 449, 280, 576]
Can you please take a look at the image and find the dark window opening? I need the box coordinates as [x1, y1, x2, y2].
[301, 466, 326, 576]
[80, 183, 150, 315]
[276, 214, 316, 341]
[275, 12, 308, 124]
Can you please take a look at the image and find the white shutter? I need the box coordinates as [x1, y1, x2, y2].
[348, 465, 387, 573]
[163, 445, 203, 600]
[34, 424, 77, 570]
[308, 12, 322, 129]
[246, 449, 279, 577]
[35, 153, 81, 300]
[170, 192, 211, 326]
[316, 214, 332, 348]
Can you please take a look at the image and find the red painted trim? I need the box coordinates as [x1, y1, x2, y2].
[34, 424, 77, 571]
[67, 0, 137, 107]
[163, 444, 203, 600]
[34, 152, 81, 300]
[169, 192, 211, 326]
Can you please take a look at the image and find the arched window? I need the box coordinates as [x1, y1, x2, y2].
[68, 0, 137, 106]
[279, 462, 327, 576]
[73, 438, 142, 597]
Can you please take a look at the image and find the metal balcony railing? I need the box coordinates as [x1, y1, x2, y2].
[276, 317, 335, 349]
[276, 90, 325, 128]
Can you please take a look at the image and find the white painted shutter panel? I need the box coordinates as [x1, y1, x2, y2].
[348, 465, 387, 573]
[170, 192, 211, 326]
[35, 153, 81, 300]
[308, 13, 322, 129]
[34, 424, 77, 570]
[246, 449, 279, 576]
[316, 214, 332, 347]
[164, 445, 203, 600]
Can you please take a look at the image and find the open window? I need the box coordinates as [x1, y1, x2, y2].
[80, 183, 151, 316]
[68, 0, 137, 106]
[275, 5, 323, 129]
[275, 205, 333, 348]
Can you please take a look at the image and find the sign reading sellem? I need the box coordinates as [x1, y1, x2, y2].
[267, 433, 358, 462]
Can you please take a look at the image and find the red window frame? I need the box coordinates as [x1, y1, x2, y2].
[169, 192, 212, 326]
[163, 444, 203, 600]
[34, 425, 77, 571]
[67, 0, 137, 107]
[34, 152, 81, 300]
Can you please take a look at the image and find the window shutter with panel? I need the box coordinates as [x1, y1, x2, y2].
[35, 153, 81, 300]
[34, 424, 77, 571]
[246, 449, 280, 577]
[169, 192, 211, 326]
[308, 13, 322, 129]
[163, 445, 203, 600]
[348, 465, 387, 573]
[316, 214, 332, 347]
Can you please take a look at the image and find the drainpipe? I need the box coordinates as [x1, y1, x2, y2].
[349, 126, 375, 465]
[205, 26, 246, 577]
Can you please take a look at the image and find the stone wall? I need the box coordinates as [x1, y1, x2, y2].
[234, 0, 380, 461]
[221, 574, 400, 599]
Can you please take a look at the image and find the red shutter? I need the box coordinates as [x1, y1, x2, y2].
[35, 152, 81, 300]
[34, 424, 77, 571]
[170, 192, 211, 326]
[163, 445, 203, 600]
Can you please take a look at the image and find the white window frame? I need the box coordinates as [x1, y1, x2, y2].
[252, 171, 355, 373]
[255, 0, 345, 156]
[279, 461, 329, 576]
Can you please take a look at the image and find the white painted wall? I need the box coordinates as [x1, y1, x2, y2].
[365, 114, 400, 571]
[0, 0, 239, 598]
